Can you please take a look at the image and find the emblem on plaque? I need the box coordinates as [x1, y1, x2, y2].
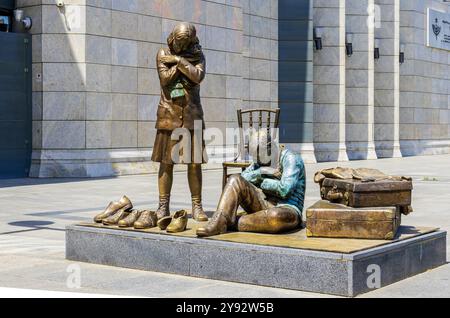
[432, 18, 441, 40]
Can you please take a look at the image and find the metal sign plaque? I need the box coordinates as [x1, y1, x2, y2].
[427, 8, 450, 51]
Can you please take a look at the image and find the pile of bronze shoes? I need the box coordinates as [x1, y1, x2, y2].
[94, 195, 188, 233]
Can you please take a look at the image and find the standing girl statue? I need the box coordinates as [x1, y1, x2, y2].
[134, 22, 208, 228]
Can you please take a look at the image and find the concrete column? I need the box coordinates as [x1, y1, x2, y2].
[345, 0, 378, 160]
[374, 0, 402, 158]
[313, 0, 348, 162]
[24, 1, 90, 177]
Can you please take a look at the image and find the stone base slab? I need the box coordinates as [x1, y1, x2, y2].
[66, 225, 446, 297]
[400, 140, 450, 157]
[29, 148, 228, 178]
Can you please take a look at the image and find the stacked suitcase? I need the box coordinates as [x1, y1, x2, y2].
[306, 168, 413, 240]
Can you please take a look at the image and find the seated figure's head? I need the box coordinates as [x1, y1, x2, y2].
[248, 129, 273, 167]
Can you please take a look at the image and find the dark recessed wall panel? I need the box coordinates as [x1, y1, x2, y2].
[278, 0, 314, 144]
[0, 32, 32, 178]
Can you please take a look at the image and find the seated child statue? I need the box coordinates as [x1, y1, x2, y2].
[197, 130, 306, 237]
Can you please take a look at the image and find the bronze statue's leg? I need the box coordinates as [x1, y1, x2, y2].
[197, 174, 268, 237]
[187, 163, 202, 197]
[156, 163, 173, 219]
[188, 164, 208, 221]
[159, 163, 173, 195]
[217, 174, 269, 224]
[238, 206, 300, 234]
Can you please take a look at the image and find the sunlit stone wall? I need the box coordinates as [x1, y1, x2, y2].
[399, 0, 450, 156]
[19, 0, 278, 177]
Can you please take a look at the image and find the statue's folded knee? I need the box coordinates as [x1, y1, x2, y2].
[227, 174, 244, 186]
[266, 208, 299, 233]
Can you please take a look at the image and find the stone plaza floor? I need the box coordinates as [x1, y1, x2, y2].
[0, 154, 449, 298]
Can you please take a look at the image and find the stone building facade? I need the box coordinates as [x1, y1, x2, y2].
[11, 0, 450, 178]
[399, 0, 450, 156]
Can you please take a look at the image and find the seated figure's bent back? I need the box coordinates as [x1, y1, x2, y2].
[197, 147, 306, 238]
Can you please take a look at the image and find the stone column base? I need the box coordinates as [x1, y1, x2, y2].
[29, 147, 240, 178]
[346, 142, 378, 161]
[375, 141, 402, 158]
[314, 143, 349, 162]
[284, 143, 317, 164]
[400, 140, 450, 157]
[30, 149, 158, 178]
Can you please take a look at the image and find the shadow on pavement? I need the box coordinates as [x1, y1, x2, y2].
[1, 220, 65, 235]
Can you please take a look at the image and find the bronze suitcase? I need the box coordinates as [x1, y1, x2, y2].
[320, 178, 413, 211]
[306, 201, 401, 240]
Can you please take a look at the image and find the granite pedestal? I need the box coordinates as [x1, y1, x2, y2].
[66, 224, 446, 297]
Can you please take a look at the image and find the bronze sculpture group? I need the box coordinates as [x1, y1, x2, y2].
[93, 22, 412, 240]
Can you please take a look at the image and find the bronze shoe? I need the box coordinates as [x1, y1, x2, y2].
[102, 207, 131, 226]
[118, 210, 141, 228]
[156, 195, 171, 220]
[157, 216, 172, 231]
[166, 210, 188, 233]
[196, 212, 228, 237]
[94, 195, 133, 223]
[192, 196, 208, 222]
[134, 210, 158, 229]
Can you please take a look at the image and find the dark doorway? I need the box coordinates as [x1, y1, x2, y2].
[0, 31, 32, 178]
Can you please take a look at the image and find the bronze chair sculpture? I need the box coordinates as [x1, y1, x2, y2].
[222, 108, 281, 188]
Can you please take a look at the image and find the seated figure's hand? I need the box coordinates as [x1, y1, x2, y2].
[260, 167, 282, 180]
